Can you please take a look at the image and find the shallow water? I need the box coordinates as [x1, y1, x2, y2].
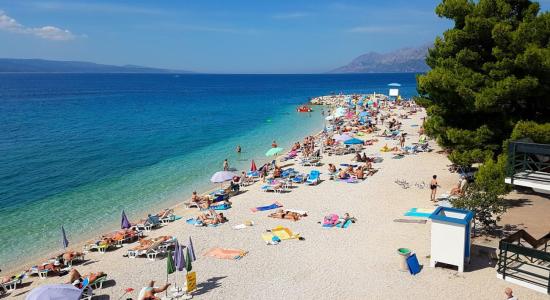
[0, 73, 418, 269]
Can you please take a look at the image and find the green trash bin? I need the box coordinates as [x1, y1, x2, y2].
[397, 248, 411, 271]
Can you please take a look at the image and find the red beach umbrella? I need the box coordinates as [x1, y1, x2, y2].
[250, 160, 257, 172]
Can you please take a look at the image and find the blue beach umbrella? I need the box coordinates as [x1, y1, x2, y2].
[344, 138, 364, 145]
[121, 210, 131, 229]
[61, 226, 69, 249]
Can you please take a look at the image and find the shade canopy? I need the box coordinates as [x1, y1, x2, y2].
[334, 134, 352, 142]
[210, 171, 237, 183]
[265, 147, 283, 157]
[26, 284, 83, 300]
[344, 138, 364, 145]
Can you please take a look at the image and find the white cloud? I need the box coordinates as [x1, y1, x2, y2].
[0, 10, 76, 41]
[272, 12, 310, 20]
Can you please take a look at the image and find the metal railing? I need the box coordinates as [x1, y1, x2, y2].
[497, 230, 550, 294]
[506, 141, 550, 185]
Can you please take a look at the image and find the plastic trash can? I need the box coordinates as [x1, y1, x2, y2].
[397, 248, 411, 271]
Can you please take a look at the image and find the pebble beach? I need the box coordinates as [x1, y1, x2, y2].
[5, 99, 548, 300]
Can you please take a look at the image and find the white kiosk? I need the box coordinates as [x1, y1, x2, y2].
[429, 207, 473, 272]
[388, 83, 401, 100]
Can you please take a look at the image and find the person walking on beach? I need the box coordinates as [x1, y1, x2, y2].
[400, 133, 406, 148]
[236, 145, 241, 153]
[223, 159, 229, 171]
[430, 175, 438, 202]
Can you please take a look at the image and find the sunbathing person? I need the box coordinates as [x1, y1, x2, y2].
[67, 269, 106, 287]
[361, 153, 368, 162]
[450, 176, 468, 196]
[139, 281, 171, 300]
[62, 250, 84, 263]
[196, 212, 227, 226]
[355, 168, 365, 180]
[268, 209, 301, 221]
[328, 163, 337, 174]
[354, 153, 364, 162]
[338, 169, 349, 179]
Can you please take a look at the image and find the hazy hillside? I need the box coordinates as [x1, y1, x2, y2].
[330, 45, 431, 73]
[0, 58, 193, 73]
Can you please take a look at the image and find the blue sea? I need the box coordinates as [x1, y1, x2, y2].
[0, 73, 418, 270]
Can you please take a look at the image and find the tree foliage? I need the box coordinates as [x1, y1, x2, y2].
[417, 0, 550, 154]
[452, 184, 507, 234]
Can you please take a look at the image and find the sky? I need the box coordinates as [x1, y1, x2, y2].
[0, 0, 548, 73]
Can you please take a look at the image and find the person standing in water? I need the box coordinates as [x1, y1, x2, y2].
[430, 175, 438, 201]
[223, 159, 229, 171]
[236, 145, 241, 153]
[271, 140, 278, 148]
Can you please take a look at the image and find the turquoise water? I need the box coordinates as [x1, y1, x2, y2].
[0, 73, 418, 269]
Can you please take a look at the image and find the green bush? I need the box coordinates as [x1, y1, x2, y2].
[474, 154, 509, 196]
[509, 121, 550, 144]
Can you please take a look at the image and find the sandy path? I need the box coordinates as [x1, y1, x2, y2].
[7, 108, 547, 300]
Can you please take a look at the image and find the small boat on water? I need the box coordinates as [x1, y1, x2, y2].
[296, 105, 313, 112]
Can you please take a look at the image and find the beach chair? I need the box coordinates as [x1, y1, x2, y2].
[135, 215, 162, 231]
[157, 209, 175, 224]
[127, 240, 163, 260]
[89, 274, 108, 289]
[80, 279, 93, 300]
[306, 170, 321, 185]
[292, 174, 306, 184]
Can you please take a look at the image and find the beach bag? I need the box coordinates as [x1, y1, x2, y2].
[323, 214, 339, 226]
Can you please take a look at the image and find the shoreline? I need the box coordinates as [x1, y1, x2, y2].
[1, 107, 328, 276]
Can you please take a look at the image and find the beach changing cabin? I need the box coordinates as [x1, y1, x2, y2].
[388, 83, 400, 100]
[429, 207, 473, 272]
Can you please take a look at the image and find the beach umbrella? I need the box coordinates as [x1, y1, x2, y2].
[27, 284, 83, 300]
[176, 243, 186, 271]
[359, 111, 369, 118]
[185, 247, 193, 272]
[344, 138, 364, 145]
[265, 147, 283, 157]
[121, 210, 131, 229]
[210, 171, 237, 183]
[334, 134, 352, 142]
[188, 236, 196, 262]
[250, 160, 257, 172]
[167, 250, 176, 275]
[61, 226, 69, 249]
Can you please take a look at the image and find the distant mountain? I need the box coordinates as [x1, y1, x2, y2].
[330, 44, 431, 73]
[0, 58, 194, 73]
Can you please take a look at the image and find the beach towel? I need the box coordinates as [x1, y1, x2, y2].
[393, 219, 427, 224]
[185, 218, 219, 227]
[322, 219, 352, 228]
[250, 201, 283, 212]
[263, 226, 300, 241]
[404, 208, 435, 218]
[210, 203, 231, 210]
[203, 248, 248, 260]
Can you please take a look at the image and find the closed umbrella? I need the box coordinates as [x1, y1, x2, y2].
[121, 210, 131, 229]
[250, 160, 257, 172]
[188, 236, 196, 262]
[27, 284, 83, 300]
[344, 138, 364, 145]
[210, 171, 237, 183]
[61, 226, 69, 250]
[265, 147, 283, 157]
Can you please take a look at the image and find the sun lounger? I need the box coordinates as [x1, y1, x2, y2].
[88, 274, 108, 289]
[305, 170, 320, 185]
[157, 209, 175, 224]
[127, 240, 163, 260]
[135, 215, 162, 232]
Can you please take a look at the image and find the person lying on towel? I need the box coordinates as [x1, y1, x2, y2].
[268, 209, 301, 221]
[196, 212, 227, 226]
